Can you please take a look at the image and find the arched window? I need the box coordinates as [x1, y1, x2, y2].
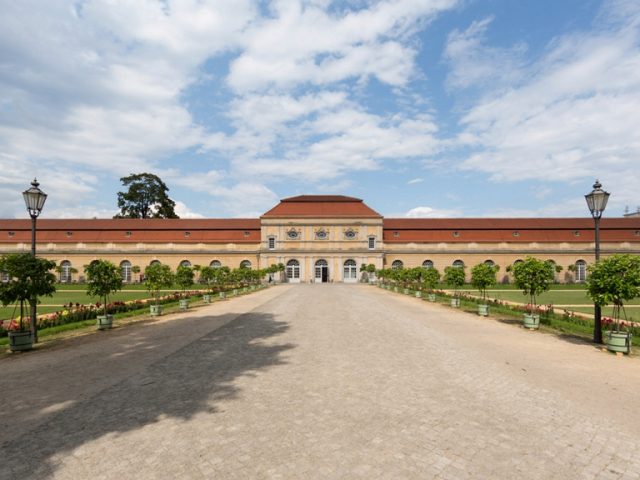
[120, 260, 132, 283]
[575, 260, 587, 282]
[149, 260, 161, 266]
[453, 260, 464, 268]
[343, 259, 357, 279]
[392, 260, 404, 270]
[484, 260, 495, 267]
[422, 260, 434, 269]
[179, 260, 191, 268]
[210, 260, 221, 268]
[514, 259, 523, 265]
[286, 259, 300, 279]
[240, 260, 252, 269]
[60, 260, 72, 283]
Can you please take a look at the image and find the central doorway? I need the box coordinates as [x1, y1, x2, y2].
[314, 259, 329, 283]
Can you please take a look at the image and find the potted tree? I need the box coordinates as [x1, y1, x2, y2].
[512, 257, 555, 330]
[471, 263, 499, 316]
[422, 267, 440, 302]
[144, 262, 174, 316]
[198, 266, 214, 303]
[175, 264, 195, 310]
[587, 254, 640, 354]
[0, 253, 56, 351]
[444, 265, 465, 308]
[85, 259, 123, 330]
[366, 264, 377, 284]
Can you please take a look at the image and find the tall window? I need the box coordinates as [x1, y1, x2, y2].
[149, 260, 161, 266]
[1, 271, 9, 283]
[343, 259, 357, 279]
[179, 260, 191, 268]
[210, 260, 221, 268]
[60, 260, 72, 283]
[286, 259, 300, 279]
[575, 260, 587, 282]
[240, 260, 252, 269]
[120, 260, 132, 283]
[453, 260, 464, 268]
[368, 237, 375, 249]
[484, 260, 495, 267]
[392, 260, 403, 270]
[268, 237, 276, 250]
[422, 260, 434, 269]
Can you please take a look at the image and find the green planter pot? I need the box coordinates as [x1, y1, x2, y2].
[427, 293, 436, 302]
[202, 294, 211, 304]
[450, 298, 460, 308]
[393, 287, 399, 292]
[403, 288, 410, 295]
[415, 291, 422, 298]
[96, 314, 114, 330]
[606, 331, 632, 354]
[219, 291, 226, 300]
[232, 289, 238, 296]
[150, 304, 163, 316]
[179, 299, 190, 311]
[523, 313, 540, 330]
[9, 331, 33, 352]
[478, 304, 489, 316]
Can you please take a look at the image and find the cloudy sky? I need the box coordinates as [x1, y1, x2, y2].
[1, 0, 639, 219]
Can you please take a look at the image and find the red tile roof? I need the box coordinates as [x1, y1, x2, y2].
[383, 218, 640, 243]
[0, 218, 261, 244]
[262, 195, 382, 218]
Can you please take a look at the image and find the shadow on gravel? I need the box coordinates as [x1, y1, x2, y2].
[1, 311, 293, 480]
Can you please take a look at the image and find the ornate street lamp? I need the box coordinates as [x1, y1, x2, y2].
[22, 178, 47, 342]
[585, 179, 610, 344]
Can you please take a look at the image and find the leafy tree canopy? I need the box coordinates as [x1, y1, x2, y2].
[144, 263, 174, 304]
[84, 260, 123, 315]
[444, 265, 466, 292]
[471, 263, 499, 301]
[422, 267, 441, 291]
[175, 265, 195, 292]
[0, 254, 57, 329]
[586, 254, 640, 309]
[114, 173, 179, 219]
[512, 257, 554, 307]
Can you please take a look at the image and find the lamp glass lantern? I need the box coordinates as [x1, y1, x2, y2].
[22, 179, 47, 218]
[585, 180, 610, 219]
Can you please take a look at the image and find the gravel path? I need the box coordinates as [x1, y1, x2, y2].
[1, 284, 639, 479]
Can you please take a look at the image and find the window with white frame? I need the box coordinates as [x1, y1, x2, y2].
[392, 260, 403, 270]
[368, 236, 375, 249]
[286, 259, 300, 279]
[60, 260, 72, 283]
[120, 260, 132, 283]
[179, 260, 191, 268]
[343, 259, 357, 279]
[268, 236, 276, 249]
[210, 260, 221, 268]
[453, 259, 464, 268]
[240, 260, 252, 269]
[575, 260, 587, 282]
[422, 260, 434, 269]
[1, 271, 9, 283]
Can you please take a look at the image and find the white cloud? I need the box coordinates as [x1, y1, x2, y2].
[228, 0, 458, 92]
[407, 178, 424, 184]
[405, 206, 462, 218]
[173, 201, 205, 219]
[443, 16, 526, 90]
[454, 0, 640, 211]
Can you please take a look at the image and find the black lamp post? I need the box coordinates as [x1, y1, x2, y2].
[22, 178, 47, 342]
[585, 179, 610, 344]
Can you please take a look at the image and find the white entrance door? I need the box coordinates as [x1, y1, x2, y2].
[314, 259, 329, 283]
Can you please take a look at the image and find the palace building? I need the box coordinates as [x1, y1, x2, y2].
[1, 195, 639, 284]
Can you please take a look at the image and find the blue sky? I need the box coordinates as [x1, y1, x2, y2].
[1, 0, 639, 219]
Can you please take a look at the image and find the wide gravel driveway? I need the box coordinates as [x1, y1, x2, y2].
[1, 284, 640, 479]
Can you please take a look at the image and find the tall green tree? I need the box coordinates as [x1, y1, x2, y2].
[114, 173, 179, 219]
[471, 263, 499, 302]
[0, 254, 56, 337]
[512, 257, 555, 309]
